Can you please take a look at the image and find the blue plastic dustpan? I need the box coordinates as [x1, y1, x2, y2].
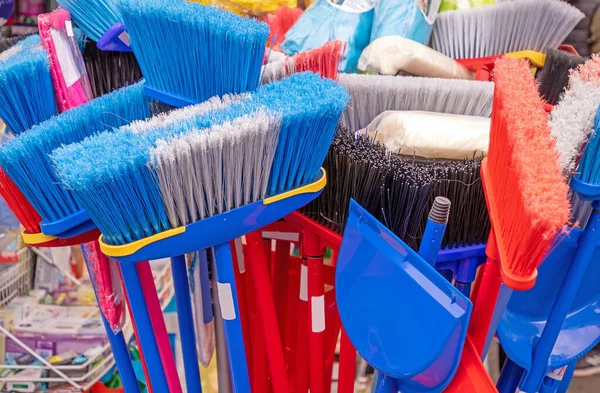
[336, 200, 472, 393]
[498, 227, 600, 372]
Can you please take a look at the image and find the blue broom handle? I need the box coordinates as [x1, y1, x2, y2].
[80, 246, 140, 393]
[521, 202, 600, 392]
[556, 362, 576, 393]
[120, 262, 170, 392]
[213, 242, 250, 393]
[171, 254, 203, 393]
[482, 284, 513, 359]
[373, 372, 397, 393]
[496, 357, 524, 393]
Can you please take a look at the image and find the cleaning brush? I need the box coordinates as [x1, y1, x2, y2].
[536, 49, 585, 106]
[82, 39, 142, 98]
[0, 169, 42, 234]
[0, 35, 58, 135]
[56, 0, 121, 42]
[264, 6, 303, 50]
[119, 0, 269, 106]
[338, 73, 494, 132]
[0, 35, 30, 53]
[432, 0, 583, 59]
[0, 82, 152, 229]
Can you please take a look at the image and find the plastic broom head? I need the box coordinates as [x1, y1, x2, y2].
[485, 57, 570, 290]
[0, 168, 42, 234]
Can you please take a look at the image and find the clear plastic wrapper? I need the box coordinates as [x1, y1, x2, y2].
[282, 0, 373, 72]
[83, 241, 126, 334]
[370, 0, 441, 45]
[359, 36, 473, 79]
[188, 250, 215, 368]
[362, 110, 490, 159]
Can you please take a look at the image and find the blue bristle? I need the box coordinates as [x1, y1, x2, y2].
[578, 106, 600, 185]
[56, 0, 121, 42]
[0, 36, 58, 135]
[52, 73, 349, 245]
[119, 0, 269, 104]
[0, 82, 151, 224]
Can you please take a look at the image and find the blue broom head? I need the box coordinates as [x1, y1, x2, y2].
[0, 35, 58, 135]
[0, 82, 151, 225]
[119, 0, 269, 105]
[577, 106, 600, 185]
[56, 0, 121, 42]
[52, 72, 349, 245]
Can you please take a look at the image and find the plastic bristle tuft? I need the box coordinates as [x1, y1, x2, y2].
[56, 0, 121, 42]
[536, 49, 585, 106]
[488, 57, 570, 279]
[52, 73, 349, 245]
[432, 0, 583, 59]
[577, 107, 600, 185]
[0, 82, 151, 224]
[338, 73, 494, 132]
[0, 35, 31, 53]
[0, 169, 42, 234]
[0, 35, 58, 135]
[119, 0, 269, 104]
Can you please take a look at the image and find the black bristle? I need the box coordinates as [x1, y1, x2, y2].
[82, 39, 143, 98]
[537, 49, 586, 105]
[303, 127, 491, 250]
[0, 35, 31, 53]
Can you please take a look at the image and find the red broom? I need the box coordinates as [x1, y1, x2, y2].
[0, 168, 42, 234]
[264, 6, 304, 50]
[468, 57, 571, 356]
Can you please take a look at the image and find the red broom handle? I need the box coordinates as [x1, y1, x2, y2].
[294, 256, 310, 393]
[337, 328, 356, 393]
[245, 231, 290, 393]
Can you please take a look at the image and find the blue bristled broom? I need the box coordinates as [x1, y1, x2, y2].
[0, 35, 58, 135]
[51, 72, 349, 393]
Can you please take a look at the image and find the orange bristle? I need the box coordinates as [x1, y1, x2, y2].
[287, 40, 344, 81]
[264, 6, 303, 50]
[0, 168, 42, 234]
[488, 57, 570, 281]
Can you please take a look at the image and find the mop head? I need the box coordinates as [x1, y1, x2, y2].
[52, 73, 350, 245]
[56, 0, 121, 42]
[488, 57, 570, 279]
[432, 0, 583, 59]
[536, 49, 585, 106]
[0, 83, 151, 224]
[338, 73, 494, 132]
[119, 0, 269, 104]
[0, 35, 58, 135]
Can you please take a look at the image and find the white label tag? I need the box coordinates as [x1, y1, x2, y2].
[217, 282, 236, 321]
[262, 231, 300, 242]
[546, 365, 568, 381]
[311, 295, 326, 333]
[327, 0, 375, 13]
[118, 31, 131, 47]
[50, 28, 81, 87]
[65, 20, 74, 37]
[299, 264, 308, 301]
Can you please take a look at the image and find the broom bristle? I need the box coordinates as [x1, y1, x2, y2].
[536, 49, 585, 106]
[338, 74, 494, 132]
[83, 39, 143, 98]
[432, 0, 583, 59]
[56, 0, 121, 42]
[264, 6, 303, 49]
[0, 35, 31, 53]
[488, 57, 570, 277]
[0, 169, 42, 234]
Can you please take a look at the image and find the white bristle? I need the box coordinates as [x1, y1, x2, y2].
[549, 77, 600, 176]
[338, 73, 494, 132]
[150, 111, 281, 228]
[262, 58, 291, 85]
[432, 0, 583, 59]
[0, 43, 26, 62]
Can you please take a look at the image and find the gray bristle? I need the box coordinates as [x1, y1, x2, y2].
[338, 73, 494, 132]
[262, 58, 291, 85]
[150, 111, 281, 229]
[432, 0, 584, 59]
[537, 49, 585, 106]
[429, 196, 451, 224]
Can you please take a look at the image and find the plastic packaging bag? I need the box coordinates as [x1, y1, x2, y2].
[362, 110, 490, 159]
[439, 0, 494, 12]
[359, 36, 473, 79]
[370, 0, 441, 45]
[282, 0, 373, 72]
[189, 250, 215, 368]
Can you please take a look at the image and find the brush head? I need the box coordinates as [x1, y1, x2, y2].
[536, 49, 585, 106]
[487, 57, 570, 288]
[56, 0, 121, 42]
[0, 35, 30, 53]
[52, 72, 349, 245]
[0, 35, 58, 135]
[0, 82, 152, 224]
[119, 0, 269, 105]
[303, 128, 490, 250]
[432, 0, 583, 59]
[264, 6, 303, 49]
[0, 168, 42, 234]
[82, 39, 143, 98]
[338, 73, 494, 132]
[577, 107, 600, 185]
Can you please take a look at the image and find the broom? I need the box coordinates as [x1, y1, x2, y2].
[536, 49, 585, 106]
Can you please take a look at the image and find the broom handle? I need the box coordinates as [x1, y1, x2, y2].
[497, 357, 525, 393]
[374, 372, 397, 393]
[521, 203, 600, 392]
